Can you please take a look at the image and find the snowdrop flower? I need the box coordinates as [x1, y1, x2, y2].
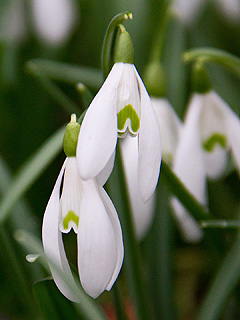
[152, 98, 182, 165]
[172, 90, 240, 241]
[42, 115, 124, 300]
[77, 59, 161, 203]
[173, 0, 240, 25]
[31, 0, 78, 46]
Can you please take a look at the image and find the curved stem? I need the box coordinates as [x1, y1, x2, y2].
[101, 12, 133, 78]
[183, 48, 240, 79]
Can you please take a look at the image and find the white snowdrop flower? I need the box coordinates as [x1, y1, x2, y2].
[77, 62, 162, 203]
[32, 0, 78, 46]
[172, 90, 240, 241]
[42, 115, 123, 300]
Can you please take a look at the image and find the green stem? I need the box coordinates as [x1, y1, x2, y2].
[76, 83, 94, 109]
[107, 146, 153, 320]
[183, 48, 240, 79]
[25, 59, 103, 89]
[196, 229, 240, 320]
[161, 160, 209, 220]
[112, 285, 129, 320]
[148, 183, 175, 319]
[26, 61, 80, 115]
[149, 1, 172, 63]
[161, 160, 225, 254]
[101, 12, 133, 78]
[200, 220, 240, 229]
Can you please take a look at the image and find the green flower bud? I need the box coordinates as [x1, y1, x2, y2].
[63, 114, 80, 157]
[143, 61, 167, 97]
[114, 25, 134, 64]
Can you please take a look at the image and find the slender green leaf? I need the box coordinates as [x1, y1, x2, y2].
[15, 230, 107, 320]
[197, 227, 240, 320]
[33, 279, 82, 320]
[26, 59, 103, 89]
[26, 62, 80, 115]
[0, 126, 65, 224]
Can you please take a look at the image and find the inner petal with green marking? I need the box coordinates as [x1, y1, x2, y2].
[62, 210, 79, 231]
[117, 104, 140, 136]
[202, 133, 227, 152]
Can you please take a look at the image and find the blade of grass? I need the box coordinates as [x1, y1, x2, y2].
[15, 230, 107, 320]
[106, 146, 154, 320]
[26, 62, 80, 115]
[0, 126, 65, 224]
[196, 221, 240, 320]
[26, 59, 103, 89]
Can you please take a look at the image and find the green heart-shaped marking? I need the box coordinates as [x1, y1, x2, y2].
[62, 210, 79, 230]
[117, 104, 140, 134]
[202, 133, 227, 152]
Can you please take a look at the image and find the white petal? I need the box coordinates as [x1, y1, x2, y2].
[59, 158, 82, 234]
[77, 63, 124, 180]
[211, 91, 240, 173]
[120, 136, 155, 239]
[172, 94, 207, 242]
[200, 92, 228, 179]
[135, 67, 162, 202]
[96, 151, 115, 186]
[78, 180, 118, 298]
[97, 186, 124, 290]
[32, 0, 78, 46]
[152, 98, 182, 165]
[172, 0, 205, 24]
[42, 158, 79, 302]
[216, 0, 240, 22]
[171, 198, 203, 242]
[117, 64, 141, 135]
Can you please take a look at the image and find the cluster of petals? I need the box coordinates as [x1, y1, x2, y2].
[172, 90, 240, 241]
[77, 62, 162, 205]
[42, 156, 123, 300]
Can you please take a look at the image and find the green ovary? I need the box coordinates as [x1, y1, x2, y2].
[62, 210, 79, 230]
[117, 104, 140, 133]
[202, 133, 227, 152]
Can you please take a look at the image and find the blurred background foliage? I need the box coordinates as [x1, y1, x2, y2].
[0, 0, 240, 319]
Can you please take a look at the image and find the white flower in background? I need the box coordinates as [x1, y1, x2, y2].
[152, 98, 200, 242]
[0, 0, 26, 44]
[173, 0, 240, 24]
[172, 90, 240, 241]
[77, 62, 162, 203]
[32, 0, 78, 46]
[42, 115, 123, 300]
[151, 98, 182, 166]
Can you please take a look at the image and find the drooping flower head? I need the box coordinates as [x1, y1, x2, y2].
[42, 114, 124, 300]
[172, 62, 240, 241]
[77, 27, 161, 203]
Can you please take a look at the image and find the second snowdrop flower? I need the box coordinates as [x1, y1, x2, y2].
[77, 28, 161, 202]
[42, 114, 124, 301]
